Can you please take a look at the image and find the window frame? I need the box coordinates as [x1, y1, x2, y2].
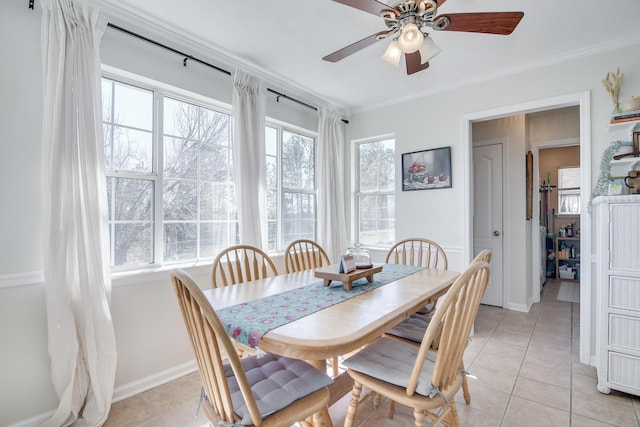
[557, 166, 581, 216]
[265, 119, 318, 252]
[102, 70, 236, 272]
[353, 135, 396, 249]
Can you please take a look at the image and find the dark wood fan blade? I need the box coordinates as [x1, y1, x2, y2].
[438, 12, 524, 35]
[405, 51, 430, 75]
[330, 0, 392, 16]
[323, 31, 390, 62]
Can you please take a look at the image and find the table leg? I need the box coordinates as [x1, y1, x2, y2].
[366, 274, 374, 282]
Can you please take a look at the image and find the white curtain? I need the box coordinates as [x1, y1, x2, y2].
[40, 1, 117, 426]
[231, 69, 267, 248]
[317, 108, 348, 261]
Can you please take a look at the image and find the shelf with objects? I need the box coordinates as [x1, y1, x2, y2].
[555, 234, 580, 281]
[539, 182, 556, 280]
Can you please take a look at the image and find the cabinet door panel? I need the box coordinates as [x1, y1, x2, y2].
[610, 204, 640, 271]
[608, 314, 640, 350]
[609, 276, 640, 313]
[608, 351, 640, 392]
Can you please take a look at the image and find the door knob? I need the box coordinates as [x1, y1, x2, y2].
[493, 230, 501, 236]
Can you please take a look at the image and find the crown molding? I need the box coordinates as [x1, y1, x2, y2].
[352, 34, 640, 114]
[94, 0, 349, 117]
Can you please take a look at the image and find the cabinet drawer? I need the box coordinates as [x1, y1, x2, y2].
[608, 351, 640, 392]
[609, 276, 640, 312]
[608, 314, 640, 350]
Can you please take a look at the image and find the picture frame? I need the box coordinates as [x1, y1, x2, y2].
[402, 146, 452, 191]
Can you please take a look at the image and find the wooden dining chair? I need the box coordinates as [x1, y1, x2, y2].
[385, 238, 449, 314]
[284, 239, 330, 274]
[385, 237, 448, 269]
[383, 249, 492, 406]
[211, 244, 279, 288]
[171, 269, 332, 427]
[342, 260, 491, 427]
[211, 245, 279, 356]
[283, 239, 341, 379]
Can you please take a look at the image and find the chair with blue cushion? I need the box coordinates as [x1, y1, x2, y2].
[171, 269, 332, 427]
[343, 259, 491, 427]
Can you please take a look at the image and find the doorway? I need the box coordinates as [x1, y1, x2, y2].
[462, 92, 592, 364]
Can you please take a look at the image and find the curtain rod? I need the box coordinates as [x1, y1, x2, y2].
[107, 22, 349, 124]
[28, 1, 348, 123]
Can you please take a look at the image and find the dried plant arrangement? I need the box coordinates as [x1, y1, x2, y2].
[602, 67, 624, 114]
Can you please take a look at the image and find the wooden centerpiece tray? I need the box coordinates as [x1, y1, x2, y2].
[314, 263, 383, 291]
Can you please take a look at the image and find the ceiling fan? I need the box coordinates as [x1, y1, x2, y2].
[323, 0, 524, 75]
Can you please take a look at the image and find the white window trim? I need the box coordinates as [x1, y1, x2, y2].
[352, 134, 395, 250]
[102, 68, 235, 273]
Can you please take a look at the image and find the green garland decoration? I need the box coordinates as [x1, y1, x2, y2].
[590, 139, 633, 211]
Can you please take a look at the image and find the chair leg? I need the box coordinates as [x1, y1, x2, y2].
[372, 393, 381, 409]
[412, 407, 426, 427]
[461, 362, 471, 404]
[344, 381, 363, 427]
[461, 373, 471, 404]
[387, 400, 395, 419]
[446, 401, 460, 427]
[331, 357, 339, 378]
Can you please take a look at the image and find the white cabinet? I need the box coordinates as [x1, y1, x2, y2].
[593, 195, 640, 396]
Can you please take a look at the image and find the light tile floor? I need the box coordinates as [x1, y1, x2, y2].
[105, 279, 640, 426]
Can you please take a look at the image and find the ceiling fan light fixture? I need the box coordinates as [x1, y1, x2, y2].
[381, 40, 402, 67]
[418, 34, 441, 64]
[397, 22, 424, 53]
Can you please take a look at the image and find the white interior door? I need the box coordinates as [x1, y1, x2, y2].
[473, 143, 504, 307]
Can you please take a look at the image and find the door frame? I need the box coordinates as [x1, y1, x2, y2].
[461, 91, 592, 364]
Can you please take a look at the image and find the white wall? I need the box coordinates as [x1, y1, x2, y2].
[345, 42, 640, 359]
[0, 2, 314, 425]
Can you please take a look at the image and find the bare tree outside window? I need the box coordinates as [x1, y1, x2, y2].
[102, 78, 237, 269]
[265, 125, 317, 252]
[356, 139, 395, 246]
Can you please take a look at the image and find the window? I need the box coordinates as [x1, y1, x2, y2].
[102, 77, 237, 269]
[558, 166, 580, 215]
[265, 125, 316, 252]
[355, 138, 395, 246]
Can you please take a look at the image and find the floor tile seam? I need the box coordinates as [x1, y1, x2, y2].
[496, 303, 541, 426]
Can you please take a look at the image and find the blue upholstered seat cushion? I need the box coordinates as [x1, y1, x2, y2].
[224, 353, 332, 424]
[343, 337, 439, 398]
[385, 312, 432, 343]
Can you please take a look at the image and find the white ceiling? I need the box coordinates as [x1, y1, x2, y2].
[100, 0, 640, 113]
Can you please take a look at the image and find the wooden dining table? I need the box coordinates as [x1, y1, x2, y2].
[202, 264, 458, 423]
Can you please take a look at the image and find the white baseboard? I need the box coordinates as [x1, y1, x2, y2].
[7, 361, 198, 427]
[113, 360, 198, 402]
[6, 411, 54, 427]
[507, 301, 531, 312]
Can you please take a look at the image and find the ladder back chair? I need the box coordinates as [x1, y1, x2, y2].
[383, 249, 492, 407]
[284, 239, 330, 274]
[343, 260, 491, 427]
[171, 269, 332, 427]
